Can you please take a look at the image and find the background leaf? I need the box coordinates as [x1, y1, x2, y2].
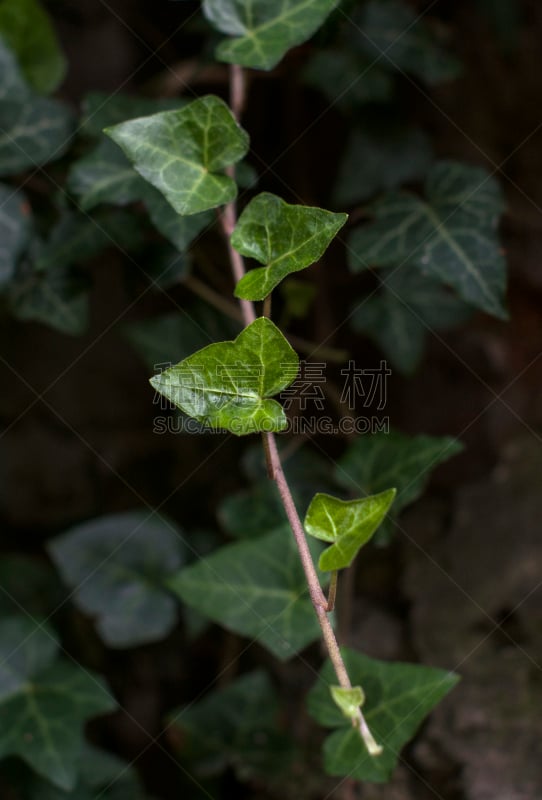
[0, 616, 116, 790]
[304, 50, 392, 111]
[232, 193, 347, 300]
[169, 670, 294, 779]
[149, 317, 299, 436]
[48, 511, 184, 648]
[0, 0, 66, 93]
[203, 0, 339, 70]
[351, 266, 474, 374]
[335, 430, 463, 518]
[307, 647, 459, 782]
[0, 39, 73, 176]
[348, 161, 507, 317]
[167, 529, 326, 660]
[333, 125, 433, 207]
[105, 95, 249, 215]
[356, 0, 462, 85]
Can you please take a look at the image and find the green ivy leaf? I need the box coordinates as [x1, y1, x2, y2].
[348, 161, 507, 318]
[0, 39, 73, 176]
[336, 430, 463, 516]
[167, 529, 325, 659]
[219, 480, 288, 539]
[169, 670, 294, 779]
[67, 141, 212, 250]
[0, 183, 31, 287]
[105, 95, 249, 215]
[304, 489, 396, 571]
[149, 317, 299, 436]
[10, 262, 90, 335]
[330, 685, 365, 721]
[304, 50, 393, 111]
[0, 0, 66, 93]
[48, 511, 184, 648]
[351, 267, 474, 374]
[357, 0, 462, 85]
[203, 0, 339, 70]
[124, 304, 240, 370]
[307, 647, 459, 782]
[0, 616, 116, 790]
[232, 193, 347, 301]
[333, 126, 433, 207]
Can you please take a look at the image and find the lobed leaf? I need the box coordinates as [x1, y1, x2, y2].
[351, 266, 473, 374]
[357, 0, 462, 85]
[335, 430, 463, 516]
[105, 95, 249, 215]
[348, 161, 507, 317]
[333, 126, 433, 207]
[203, 0, 339, 70]
[48, 511, 184, 648]
[0, 38, 73, 176]
[10, 262, 90, 335]
[167, 529, 325, 660]
[169, 670, 294, 779]
[232, 193, 347, 300]
[0, 617, 116, 790]
[149, 316, 299, 436]
[304, 489, 396, 571]
[307, 647, 459, 782]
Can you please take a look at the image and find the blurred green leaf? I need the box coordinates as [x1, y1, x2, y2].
[48, 511, 184, 648]
[0, 183, 31, 288]
[336, 430, 463, 516]
[0, 0, 66, 93]
[348, 161, 507, 318]
[10, 262, 90, 335]
[67, 139, 147, 211]
[304, 489, 396, 570]
[0, 39, 73, 176]
[334, 126, 433, 207]
[140, 185, 213, 252]
[80, 92, 182, 138]
[203, 0, 339, 70]
[168, 529, 326, 659]
[149, 317, 299, 436]
[218, 480, 288, 539]
[357, 0, 462, 85]
[105, 95, 249, 215]
[304, 50, 393, 111]
[232, 192, 347, 301]
[0, 616, 116, 790]
[169, 670, 294, 779]
[307, 647, 459, 781]
[351, 266, 474, 374]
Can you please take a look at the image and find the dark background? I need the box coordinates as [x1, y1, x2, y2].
[1, 1, 542, 798]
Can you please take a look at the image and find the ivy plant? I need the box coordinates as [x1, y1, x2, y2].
[0, 0, 511, 796]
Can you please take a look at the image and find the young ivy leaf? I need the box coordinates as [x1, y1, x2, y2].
[203, 0, 340, 71]
[104, 95, 249, 215]
[304, 490, 396, 571]
[0, 617, 116, 790]
[330, 685, 366, 721]
[149, 316, 299, 436]
[348, 161, 507, 318]
[307, 647, 459, 782]
[232, 193, 347, 301]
